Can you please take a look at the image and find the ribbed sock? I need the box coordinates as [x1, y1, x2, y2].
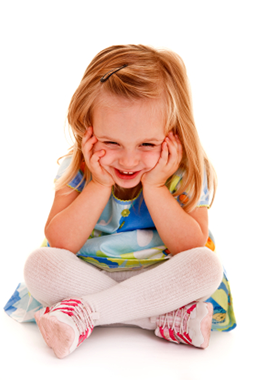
[24, 247, 156, 329]
[24, 247, 117, 306]
[81, 247, 223, 326]
[24, 246, 223, 329]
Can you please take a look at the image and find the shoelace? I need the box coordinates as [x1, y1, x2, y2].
[52, 299, 94, 337]
[159, 306, 191, 335]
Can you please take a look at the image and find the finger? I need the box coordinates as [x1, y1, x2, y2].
[82, 135, 97, 155]
[90, 150, 113, 182]
[174, 134, 181, 146]
[166, 135, 178, 158]
[174, 135, 183, 161]
[93, 149, 105, 159]
[90, 149, 106, 168]
[82, 137, 98, 167]
[177, 138, 183, 160]
[83, 149, 104, 176]
[82, 126, 93, 142]
[160, 140, 170, 164]
[82, 131, 93, 153]
[168, 131, 178, 148]
[166, 139, 182, 171]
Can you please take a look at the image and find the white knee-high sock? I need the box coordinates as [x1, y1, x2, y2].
[81, 247, 223, 326]
[24, 246, 223, 330]
[23, 247, 157, 330]
[24, 247, 117, 306]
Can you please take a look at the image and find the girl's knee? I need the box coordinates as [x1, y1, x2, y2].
[24, 247, 50, 287]
[172, 246, 223, 294]
[191, 247, 223, 291]
[24, 247, 68, 288]
[23, 247, 75, 304]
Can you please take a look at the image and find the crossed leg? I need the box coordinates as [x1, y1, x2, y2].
[24, 246, 223, 328]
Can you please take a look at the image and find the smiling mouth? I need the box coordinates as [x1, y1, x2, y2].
[119, 170, 134, 175]
[114, 168, 140, 180]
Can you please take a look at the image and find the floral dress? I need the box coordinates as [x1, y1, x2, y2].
[4, 156, 236, 332]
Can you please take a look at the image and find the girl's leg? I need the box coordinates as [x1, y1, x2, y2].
[25, 246, 223, 331]
[24, 247, 156, 329]
[23, 247, 117, 306]
[33, 247, 223, 357]
[82, 247, 223, 326]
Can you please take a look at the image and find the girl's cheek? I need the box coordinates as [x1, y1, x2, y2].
[144, 150, 161, 168]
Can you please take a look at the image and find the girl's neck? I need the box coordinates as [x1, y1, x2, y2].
[113, 183, 142, 201]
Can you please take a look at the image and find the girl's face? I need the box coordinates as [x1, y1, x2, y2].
[92, 94, 166, 191]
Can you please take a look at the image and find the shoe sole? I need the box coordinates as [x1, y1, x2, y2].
[35, 311, 75, 359]
[199, 303, 213, 349]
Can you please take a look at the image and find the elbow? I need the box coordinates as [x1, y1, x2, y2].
[169, 234, 208, 256]
[45, 226, 72, 252]
[44, 225, 83, 254]
[44, 227, 58, 249]
[44, 225, 56, 247]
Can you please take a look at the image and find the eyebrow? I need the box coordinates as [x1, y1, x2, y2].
[97, 135, 163, 142]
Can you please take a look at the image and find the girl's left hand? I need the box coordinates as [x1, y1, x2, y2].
[141, 132, 183, 188]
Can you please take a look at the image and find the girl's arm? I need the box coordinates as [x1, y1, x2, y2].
[45, 181, 112, 253]
[142, 185, 208, 255]
[45, 127, 114, 253]
[142, 132, 208, 255]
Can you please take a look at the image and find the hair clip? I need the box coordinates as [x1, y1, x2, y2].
[100, 64, 128, 83]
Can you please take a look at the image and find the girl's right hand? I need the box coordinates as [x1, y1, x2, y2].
[82, 127, 115, 188]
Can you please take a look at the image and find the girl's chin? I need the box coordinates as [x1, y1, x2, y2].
[114, 178, 141, 189]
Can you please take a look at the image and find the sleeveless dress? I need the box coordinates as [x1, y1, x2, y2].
[4, 156, 237, 332]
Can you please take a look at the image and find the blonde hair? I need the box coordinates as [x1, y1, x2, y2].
[55, 44, 217, 212]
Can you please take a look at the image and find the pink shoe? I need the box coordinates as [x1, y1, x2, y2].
[34, 298, 99, 358]
[150, 302, 213, 349]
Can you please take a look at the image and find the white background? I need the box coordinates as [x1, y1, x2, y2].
[1, 1, 252, 379]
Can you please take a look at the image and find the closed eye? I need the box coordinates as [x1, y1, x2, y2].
[103, 141, 156, 147]
[141, 143, 155, 147]
[103, 141, 118, 145]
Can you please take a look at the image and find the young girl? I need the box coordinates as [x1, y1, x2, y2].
[11, 44, 236, 358]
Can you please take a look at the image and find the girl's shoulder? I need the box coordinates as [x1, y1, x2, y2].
[55, 155, 73, 178]
[167, 168, 210, 208]
[55, 155, 85, 193]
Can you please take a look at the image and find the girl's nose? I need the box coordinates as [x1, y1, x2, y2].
[118, 150, 139, 168]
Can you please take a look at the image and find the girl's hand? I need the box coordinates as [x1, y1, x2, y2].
[141, 132, 183, 188]
[82, 127, 115, 188]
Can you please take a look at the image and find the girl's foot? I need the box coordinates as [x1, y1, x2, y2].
[150, 302, 213, 348]
[34, 298, 99, 358]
